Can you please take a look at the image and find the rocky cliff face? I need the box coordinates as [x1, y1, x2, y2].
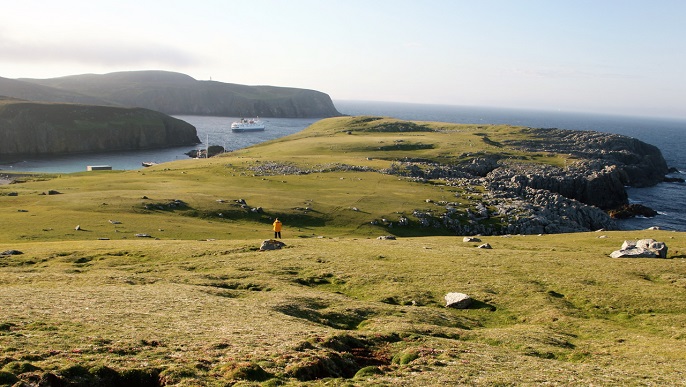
[0, 99, 200, 157]
[12, 71, 342, 118]
[382, 128, 669, 235]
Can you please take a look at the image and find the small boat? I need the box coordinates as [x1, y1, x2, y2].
[141, 161, 158, 167]
[231, 117, 265, 132]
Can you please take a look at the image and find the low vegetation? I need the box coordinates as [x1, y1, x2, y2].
[1, 116, 684, 385]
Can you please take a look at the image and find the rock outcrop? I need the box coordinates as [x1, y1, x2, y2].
[260, 239, 286, 251]
[444, 293, 472, 309]
[381, 127, 669, 235]
[610, 239, 668, 258]
[9, 70, 341, 118]
[0, 98, 200, 156]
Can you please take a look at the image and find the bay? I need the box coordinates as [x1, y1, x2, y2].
[0, 116, 318, 173]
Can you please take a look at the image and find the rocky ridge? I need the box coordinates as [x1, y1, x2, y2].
[384, 128, 668, 234]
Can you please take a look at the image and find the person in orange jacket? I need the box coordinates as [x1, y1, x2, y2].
[273, 218, 282, 239]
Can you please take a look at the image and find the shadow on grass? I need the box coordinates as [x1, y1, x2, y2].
[468, 299, 497, 311]
[273, 299, 376, 330]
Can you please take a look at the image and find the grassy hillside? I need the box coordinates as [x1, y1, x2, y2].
[1, 117, 684, 385]
[0, 98, 199, 157]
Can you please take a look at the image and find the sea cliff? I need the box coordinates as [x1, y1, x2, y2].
[0, 98, 200, 157]
[375, 127, 669, 234]
[5, 70, 341, 118]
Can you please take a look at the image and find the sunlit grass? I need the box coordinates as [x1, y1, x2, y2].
[0, 116, 684, 385]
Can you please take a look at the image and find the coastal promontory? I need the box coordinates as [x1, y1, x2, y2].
[0, 97, 200, 157]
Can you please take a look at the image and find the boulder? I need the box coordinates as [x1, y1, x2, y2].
[477, 243, 492, 249]
[260, 239, 286, 251]
[610, 239, 668, 258]
[1, 250, 23, 256]
[377, 235, 396, 240]
[444, 292, 472, 309]
[463, 237, 481, 243]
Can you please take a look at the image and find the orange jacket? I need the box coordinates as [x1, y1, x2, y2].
[273, 220, 282, 232]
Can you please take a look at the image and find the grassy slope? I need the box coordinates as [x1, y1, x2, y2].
[1, 116, 685, 385]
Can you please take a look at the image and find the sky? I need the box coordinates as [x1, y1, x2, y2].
[1, 0, 685, 119]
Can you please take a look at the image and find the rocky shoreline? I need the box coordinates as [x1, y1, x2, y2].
[384, 129, 669, 235]
[247, 127, 672, 235]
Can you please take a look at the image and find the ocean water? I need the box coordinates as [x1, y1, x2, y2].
[1, 101, 684, 231]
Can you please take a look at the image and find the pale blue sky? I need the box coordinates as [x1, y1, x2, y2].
[1, 0, 685, 118]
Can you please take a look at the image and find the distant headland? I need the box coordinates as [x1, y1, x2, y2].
[0, 70, 342, 118]
[0, 97, 200, 157]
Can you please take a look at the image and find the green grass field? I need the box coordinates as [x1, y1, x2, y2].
[1, 117, 685, 386]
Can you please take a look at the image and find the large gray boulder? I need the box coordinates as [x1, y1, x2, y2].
[444, 292, 472, 309]
[610, 239, 668, 258]
[260, 239, 286, 251]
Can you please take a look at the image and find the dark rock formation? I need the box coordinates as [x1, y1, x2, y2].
[0, 98, 200, 156]
[608, 204, 658, 219]
[10, 70, 341, 118]
[382, 127, 669, 235]
[503, 128, 668, 205]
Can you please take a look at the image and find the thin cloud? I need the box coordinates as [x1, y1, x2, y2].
[507, 66, 639, 80]
[0, 37, 200, 67]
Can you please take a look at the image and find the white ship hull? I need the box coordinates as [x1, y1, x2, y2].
[231, 118, 265, 132]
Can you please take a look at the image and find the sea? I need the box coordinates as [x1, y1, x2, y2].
[1, 100, 684, 231]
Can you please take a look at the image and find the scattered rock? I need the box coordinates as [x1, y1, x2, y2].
[260, 239, 286, 251]
[463, 237, 481, 242]
[75, 225, 81, 231]
[1, 250, 23, 256]
[444, 292, 472, 309]
[135, 233, 153, 238]
[109, 220, 122, 224]
[377, 235, 396, 240]
[477, 243, 492, 249]
[610, 239, 668, 258]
